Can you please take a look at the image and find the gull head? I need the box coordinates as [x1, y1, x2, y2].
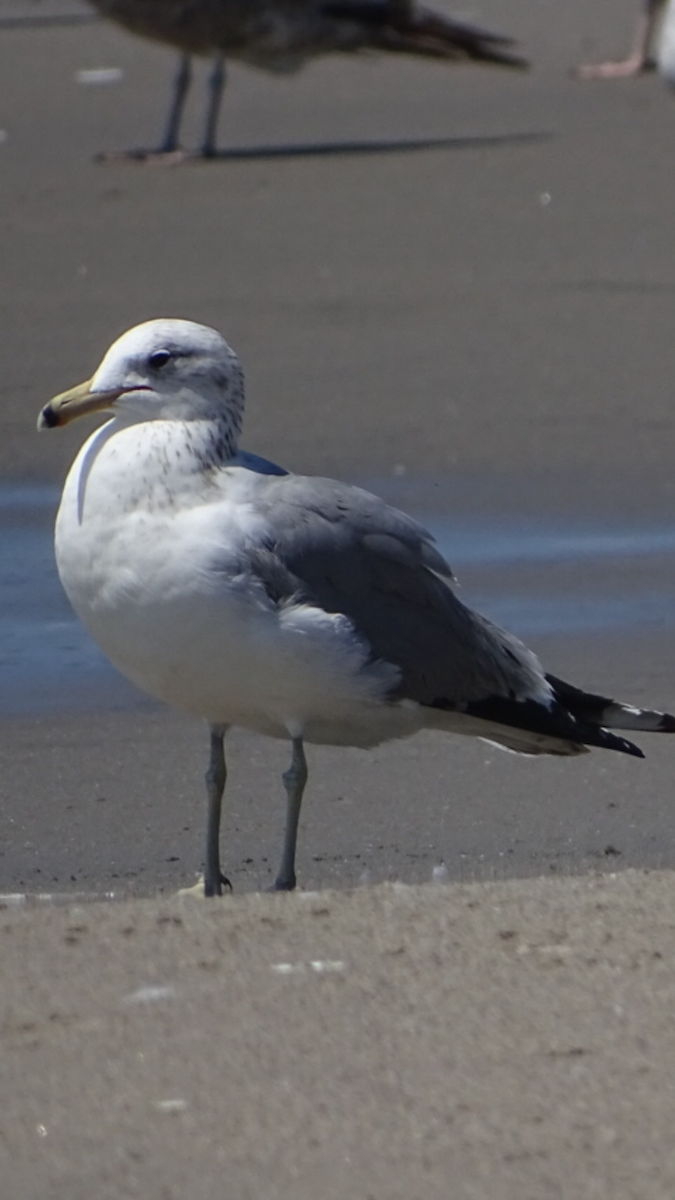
[38, 319, 245, 441]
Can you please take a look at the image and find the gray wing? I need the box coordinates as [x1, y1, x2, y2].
[224, 471, 668, 758]
[246, 473, 549, 709]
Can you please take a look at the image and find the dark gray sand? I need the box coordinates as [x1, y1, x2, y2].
[2, 1, 675, 1194]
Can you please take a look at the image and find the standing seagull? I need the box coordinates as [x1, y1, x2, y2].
[37, 319, 675, 895]
[88, 0, 528, 158]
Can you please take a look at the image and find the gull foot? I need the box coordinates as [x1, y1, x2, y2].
[94, 147, 196, 166]
[574, 57, 656, 80]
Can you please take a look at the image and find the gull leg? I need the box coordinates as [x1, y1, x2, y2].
[273, 738, 308, 892]
[98, 52, 192, 161]
[575, 4, 660, 79]
[204, 723, 231, 897]
[200, 54, 226, 158]
[158, 52, 192, 153]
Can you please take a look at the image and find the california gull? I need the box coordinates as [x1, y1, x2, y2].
[88, 0, 527, 158]
[38, 318, 675, 894]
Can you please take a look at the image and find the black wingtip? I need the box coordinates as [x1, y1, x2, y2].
[442, 693, 648, 758]
[613, 736, 645, 760]
[546, 673, 675, 737]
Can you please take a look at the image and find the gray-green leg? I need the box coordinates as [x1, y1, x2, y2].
[159, 52, 192, 153]
[200, 54, 226, 157]
[204, 723, 231, 897]
[273, 737, 308, 891]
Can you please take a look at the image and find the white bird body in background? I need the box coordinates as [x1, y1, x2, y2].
[658, 0, 675, 82]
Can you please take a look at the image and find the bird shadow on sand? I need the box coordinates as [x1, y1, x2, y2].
[98, 129, 552, 166]
[214, 129, 552, 160]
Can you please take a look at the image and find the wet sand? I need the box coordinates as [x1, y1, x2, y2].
[2, 0, 675, 1194]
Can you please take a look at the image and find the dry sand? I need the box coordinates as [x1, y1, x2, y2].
[6, 870, 675, 1200]
[2, 0, 675, 1194]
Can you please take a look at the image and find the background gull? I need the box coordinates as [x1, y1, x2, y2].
[37, 319, 675, 896]
[87, 0, 528, 158]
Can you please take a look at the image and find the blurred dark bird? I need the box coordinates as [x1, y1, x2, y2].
[88, 0, 528, 158]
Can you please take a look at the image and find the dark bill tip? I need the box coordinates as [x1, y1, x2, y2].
[37, 403, 60, 430]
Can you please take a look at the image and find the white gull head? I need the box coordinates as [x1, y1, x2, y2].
[39, 318, 245, 453]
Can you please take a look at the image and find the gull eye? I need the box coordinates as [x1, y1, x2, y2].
[149, 349, 172, 370]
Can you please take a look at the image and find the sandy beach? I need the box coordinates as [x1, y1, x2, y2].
[5, 869, 675, 1200]
[2, 0, 675, 1194]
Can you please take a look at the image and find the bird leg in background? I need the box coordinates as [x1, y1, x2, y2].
[200, 55, 226, 157]
[576, 0, 665, 78]
[204, 723, 231, 896]
[129, 52, 225, 159]
[158, 52, 192, 153]
[96, 51, 193, 161]
[273, 738, 308, 892]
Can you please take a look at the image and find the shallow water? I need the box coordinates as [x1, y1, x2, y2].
[0, 485, 144, 717]
[1, 483, 674, 718]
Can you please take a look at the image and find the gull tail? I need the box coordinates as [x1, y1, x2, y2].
[323, 2, 529, 68]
